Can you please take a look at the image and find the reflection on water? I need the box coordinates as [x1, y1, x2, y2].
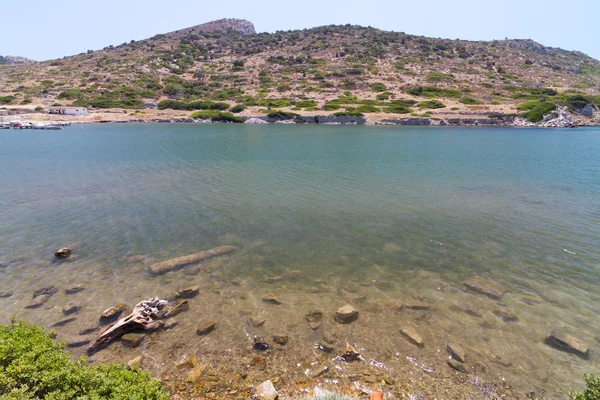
[1, 124, 599, 398]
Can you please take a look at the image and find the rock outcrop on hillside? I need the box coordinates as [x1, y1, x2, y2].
[0, 55, 36, 64]
[166, 18, 256, 39]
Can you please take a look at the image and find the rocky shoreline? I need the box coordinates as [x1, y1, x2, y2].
[92, 107, 598, 129]
[3, 244, 595, 399]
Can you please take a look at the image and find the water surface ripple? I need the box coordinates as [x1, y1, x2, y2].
[1, 124, 599, 397]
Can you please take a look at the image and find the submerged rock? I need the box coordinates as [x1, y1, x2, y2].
[272, 334, 288, 345]
[265, 276, 282, 284]
[55, 248, 72, 259]
[65, 336, 92, 348]
[253, 336, 269, 351]
[196, 320, 216, 336]
[249, 355, 267, 370]
[79, 326, 100, 335]
[464, 276, 506, 300]
[163, 300, 189, 318]
[0, 291, 14, 298]
[33, 286, 57, 298]
[62, 303, 81, 315]
[400, 327, 424, 347]
[148, 245, 238, 275]
[494, 307, 518, 322]
[450, 303, 483, 318]
[100, 303, 127, 321]
[65, 284, 86, 295]
[262, 295, 281, 305]
[323, 330, 337, 344]
[334, 304, 359, 324]
[447, 343, 466, 363]
[546, 330, 589, 358]
[316, 342, 335, 353]
[404, 300, 431, 310]
[305, 310, 323, 323]
[250, 316, 266, 327]
[25, 294, 52, 308]
[121, 333, 145, 347]
[255, 379, 278, 400]
[52, 317, 76, 327]
[127, 355, 143, 369]
[448, 359, 468, 373]
[174, 286, 200, 299]
[310, 365, 329, 378]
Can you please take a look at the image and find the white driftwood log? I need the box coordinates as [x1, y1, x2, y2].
[87, 297, 167, 355]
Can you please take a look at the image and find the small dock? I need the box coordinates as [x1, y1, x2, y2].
[8, 122, 71, 129]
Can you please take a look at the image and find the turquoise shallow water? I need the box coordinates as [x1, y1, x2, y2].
[1, 124, 599, 397]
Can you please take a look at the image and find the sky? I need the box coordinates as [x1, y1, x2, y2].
[1, 0, 599, 62]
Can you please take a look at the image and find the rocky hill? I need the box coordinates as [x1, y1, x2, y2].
[165, 18, 256, 39]
[0, 55, 36, 64]
[0, 19, 598, 123]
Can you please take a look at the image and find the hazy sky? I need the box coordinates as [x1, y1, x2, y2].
[1, 0, 599, 61]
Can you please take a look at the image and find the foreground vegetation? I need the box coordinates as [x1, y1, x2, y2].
[0, 319, 168, 399]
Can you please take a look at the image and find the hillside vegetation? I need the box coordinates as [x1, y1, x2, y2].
[1, 19, 599, 119]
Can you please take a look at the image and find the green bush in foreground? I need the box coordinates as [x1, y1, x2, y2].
[0, 319, 168, 399]
[571, 374, 600, 400]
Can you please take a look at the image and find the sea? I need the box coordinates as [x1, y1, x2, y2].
[0, 123, 598, 398]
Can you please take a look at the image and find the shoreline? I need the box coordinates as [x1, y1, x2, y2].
[4, 114, 600, 129]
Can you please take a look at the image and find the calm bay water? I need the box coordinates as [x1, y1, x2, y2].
[1, 124, 599, 398]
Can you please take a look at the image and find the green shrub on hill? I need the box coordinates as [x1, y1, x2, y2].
[370, 82, 387, 92]
[407, 86, 461, 98]
[517, 100, 540, 111]
[57, 89, 85, 100]
[158, 100, 230, 111]
[356, 104, 380, 113]
[521, 101, 556, 122]
[332, 111, 364, 117]
[243, 97, 293, 108]
[267, 110, 299, 120]
[89, 86, 146, 109]
[417, 100, 446, 109]
[425, 72, 454, 82]
[458, 96, 482, 105]
[190, 110, 244, 123]
[382, 104, 412, 114]
[0, 96, 16, 105]
[0, 319, 168, 399]
[376, 92, 393, 101]
[230, 104, 246, 113]
[295, 100, 318, 109]
[322, 102, 341, 111]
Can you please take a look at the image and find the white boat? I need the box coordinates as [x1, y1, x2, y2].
[42, 125, 63, 130]
[0, 125, 10, 130]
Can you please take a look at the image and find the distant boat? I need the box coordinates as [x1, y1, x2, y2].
[42, 125, 63, 130]
[0, 125, 10, 130]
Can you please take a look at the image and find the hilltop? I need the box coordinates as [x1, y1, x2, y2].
[1, 19, 599, 125]
[0, 55, 36, 64]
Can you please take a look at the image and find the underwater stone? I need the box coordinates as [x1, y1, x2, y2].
[196, 320, 216, 335]
[334, 304, 358, 324]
